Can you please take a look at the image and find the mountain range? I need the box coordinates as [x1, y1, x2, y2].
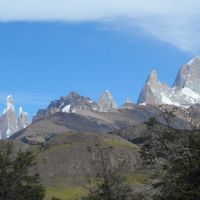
[32, 90, 118, 122]
[1, 56, 200, 139]
[3, 56, 200, 200]
[138, 56, 200, 106]
[32, 56, 200, 123]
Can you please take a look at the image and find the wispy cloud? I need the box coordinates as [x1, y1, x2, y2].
[0, 91, 53, 106]
[0, 0, 200, 52]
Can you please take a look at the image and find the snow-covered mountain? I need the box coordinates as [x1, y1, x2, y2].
[138, 57, 200, 106]
[18, 56, 200, 126]
[0, 96, 30, 139]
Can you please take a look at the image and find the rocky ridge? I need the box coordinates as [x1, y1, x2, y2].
[0, 95, 30, 139]
[33, 90, 118, 122]
[138, 57, 200, 106]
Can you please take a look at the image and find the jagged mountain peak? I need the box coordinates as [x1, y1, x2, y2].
[19, 106, 24, 115]
[67, 91, 81, 98]
[147, 69, 158, 83]
[19, 106, 28, 116]
[187, 56, 200, 65]
[138, 70, 169, 105]
[99, 90, 118, 112]
[146, 70, 168, 87]
[105, 89, 111, 94]
[33, 91, 100, 122]
[6, 95, 15, 112]
[173, 56, 200, 94]
[102, 89, 113, 96]
[34, 90, 119, 122]
[0, 96, 30, 139]
[138, 56, 200, 106]
[18, 107, 30, 130]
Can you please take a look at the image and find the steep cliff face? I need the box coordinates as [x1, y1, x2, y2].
[173, 56, 200, 94]
[0, 96, 30, 139]
[0, 96, 18, 139]
[138, 57, 200, 106]
[137, 70, 170, 105]
[99, 90, 118, 112]
[18, 107, 30, 130]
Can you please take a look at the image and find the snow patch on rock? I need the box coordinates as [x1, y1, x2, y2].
[0, 96, 30, 139]
[62, 105, 71, 113]
[138, 57, 200, 106]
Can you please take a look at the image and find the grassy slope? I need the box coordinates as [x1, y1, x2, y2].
[28, 132, 146, 199]
[45, 186, 87, 200]
[44, 172, 149, 200]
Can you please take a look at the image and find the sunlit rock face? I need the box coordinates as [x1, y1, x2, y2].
[173, 56, 200, 94]
[138, 57, 200, 106]
[137, 70, 170, 105]
[2, 96, 18, 139]
[99, 90, 118, 112]
[18, 107, 30, 130]
[0, 96, 30, 139]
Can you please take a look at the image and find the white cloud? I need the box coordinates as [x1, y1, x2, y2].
[0, 0, 200, 52]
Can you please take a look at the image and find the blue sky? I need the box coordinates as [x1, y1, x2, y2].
[0, 0, 198, 118]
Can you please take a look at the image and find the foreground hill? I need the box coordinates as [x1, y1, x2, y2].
[9, 131, 144, 200]
[34, 132, 140, 184]
[9, 102, 200, 199]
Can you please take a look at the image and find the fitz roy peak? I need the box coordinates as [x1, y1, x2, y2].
[0, 95, 30, 139]
[138, 56, 200, 106]
[173, 56, 200, 94]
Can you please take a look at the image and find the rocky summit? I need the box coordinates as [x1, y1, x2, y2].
[33, 91, 100, 121]
[99, 90, 118, 112]
[138, 57, 200, 106]
[4, 56, 200, 139]
[0, 95, 30, 139]
[33, 90, 118, 122]
[137, 70, 169, 105]
[32, 56, 200, 124]
[18, 107, 30, 130]
[173, 56, 200, 94]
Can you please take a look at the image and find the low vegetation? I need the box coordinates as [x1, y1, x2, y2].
[81, 142, 146, 200]
[103, 137, 139, 149]
[1, 107, 200, 200]
[0, 142, 45, 200]
[141, 110, 200, 200]
[45, 186, 87, 200]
